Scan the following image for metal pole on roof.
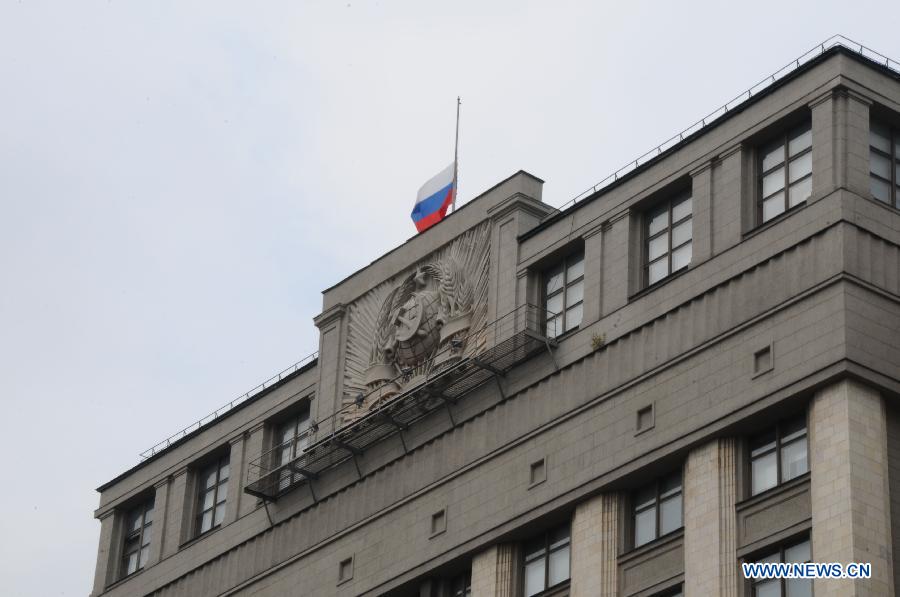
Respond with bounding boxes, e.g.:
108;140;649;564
452;97;461;212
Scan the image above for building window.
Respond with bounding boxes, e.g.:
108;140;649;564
749;416;808;496
758;121;812;224
645;192;692;286
277;407;311;490
869;120;900;208
523;525;570;597
749;537;811;597
633;471;683;548
196;453;229;535
450;571;472;597
121;499;154;578
543;252;584;338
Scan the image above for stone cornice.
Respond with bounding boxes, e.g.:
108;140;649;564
314;304;346;329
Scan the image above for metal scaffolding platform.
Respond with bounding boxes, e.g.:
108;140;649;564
245;303;556;501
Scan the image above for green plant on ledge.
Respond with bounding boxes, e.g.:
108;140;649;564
590;332;606;351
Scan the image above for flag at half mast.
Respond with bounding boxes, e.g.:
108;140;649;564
410;162;455;233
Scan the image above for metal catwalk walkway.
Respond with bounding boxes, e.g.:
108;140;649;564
245;303;556;501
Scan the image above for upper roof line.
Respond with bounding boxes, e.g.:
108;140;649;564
320;169;544;296
521;35;900;241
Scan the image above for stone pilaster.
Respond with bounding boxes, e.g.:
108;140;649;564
90;509;118;596
684;438;738;597
570;493;619;597
161;467;189;558
471;543;519;597
313;304;346;432
147;476;171;566
224;433;246;525
810;88;872;202
689;161;714;263
581;224;604;326
810;379;894;596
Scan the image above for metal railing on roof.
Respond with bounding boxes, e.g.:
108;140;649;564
552;35;900;214
139;351;319;460
244;303;557;501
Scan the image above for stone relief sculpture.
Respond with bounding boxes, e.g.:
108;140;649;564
341;222;491;424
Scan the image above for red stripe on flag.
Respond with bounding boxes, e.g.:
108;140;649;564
414;187;453;233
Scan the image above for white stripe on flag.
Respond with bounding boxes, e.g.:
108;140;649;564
416;162;455;203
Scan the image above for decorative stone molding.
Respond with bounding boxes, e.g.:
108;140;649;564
340;222;491;424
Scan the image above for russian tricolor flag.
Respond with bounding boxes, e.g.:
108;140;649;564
411;162;455;233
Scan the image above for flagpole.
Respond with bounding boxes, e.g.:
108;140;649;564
452;96;460;212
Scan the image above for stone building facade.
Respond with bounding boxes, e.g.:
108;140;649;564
91;44;900;597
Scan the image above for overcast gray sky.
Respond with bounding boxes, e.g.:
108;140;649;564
1;2;897;595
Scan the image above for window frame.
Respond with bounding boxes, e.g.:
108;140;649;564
643;191;693;288
275;405;311;490
541;252;584;338
120;498;154;579
748;416;808;497
869;119;900;208
756;121;813;225
632;470;683;549
747;536;812;597
450;571;472;597
522;524;571;597
195;453;230;537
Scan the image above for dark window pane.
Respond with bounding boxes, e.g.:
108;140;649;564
750;431;777;457
524;537;546;561
786;578;812;597
762;140;785;171
785;540;810;563
781;438;808;481
635;485;656;510
871;121;891;153
548;546;570;586
634;507;656;547
126;552;138;575
546;293;563;315
660;472;682;496
200;510;213;533
202;489;215;510
648;258;668;285
672;196;692;221
751;451;777;495
788;178;812;208
546;315;561;338
648;233;668;261
545;265;564;295
202;468;217;489
672;220;692;248
782;418;806;442
671;243;691;272
565;304;582;331
788;124;812;156
549;526;570;549
659;494;682;535
648;205;668;236
762;168;785;197
789;152;812;182
567;280;584;305
566;256;584;281
524;558;545;597
762;193;785;222
871;150;891;179
872;177;891;203
213;503;226;526
754;578;780;597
